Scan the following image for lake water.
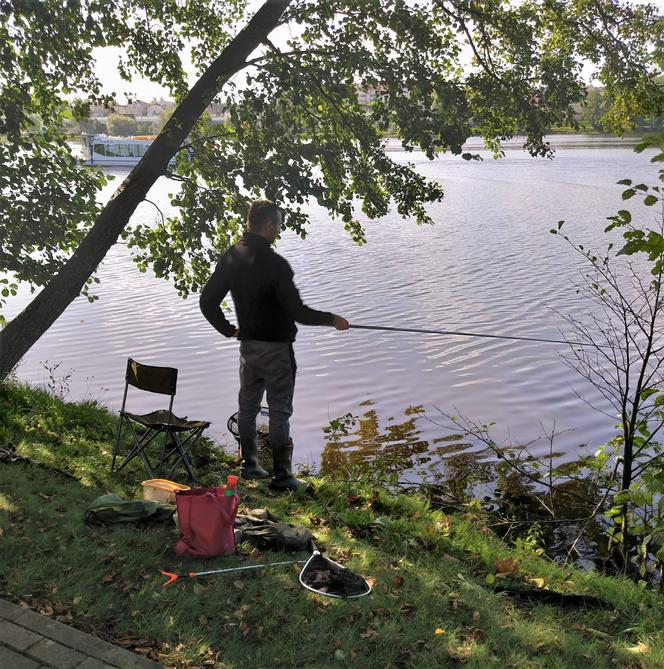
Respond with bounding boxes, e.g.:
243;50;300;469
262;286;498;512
6;135;662;478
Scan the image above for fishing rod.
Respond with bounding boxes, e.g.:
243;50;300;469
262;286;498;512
350;323;596;347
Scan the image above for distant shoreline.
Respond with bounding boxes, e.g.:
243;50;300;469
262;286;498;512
381;133;643;151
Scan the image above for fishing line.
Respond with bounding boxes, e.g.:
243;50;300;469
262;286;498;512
350;324;602;347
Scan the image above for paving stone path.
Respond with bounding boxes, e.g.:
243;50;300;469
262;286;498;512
0;598;166;669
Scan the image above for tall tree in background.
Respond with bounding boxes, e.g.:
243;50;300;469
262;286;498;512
582;86;609;130
0;0;662;380
106;113;138;136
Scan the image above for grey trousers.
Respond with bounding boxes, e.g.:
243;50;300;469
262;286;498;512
238;340;296;447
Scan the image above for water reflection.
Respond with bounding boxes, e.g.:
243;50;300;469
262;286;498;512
319;402;610;568
321;404;428;476
320;403;495;495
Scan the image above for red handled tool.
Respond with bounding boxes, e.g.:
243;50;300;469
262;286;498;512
159;559;306;587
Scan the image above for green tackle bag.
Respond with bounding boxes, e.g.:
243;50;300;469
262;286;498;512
84;494;175;525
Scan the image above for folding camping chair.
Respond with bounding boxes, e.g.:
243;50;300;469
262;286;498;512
111;358;210;482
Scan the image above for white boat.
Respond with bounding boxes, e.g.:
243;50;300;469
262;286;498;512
80;134;155;166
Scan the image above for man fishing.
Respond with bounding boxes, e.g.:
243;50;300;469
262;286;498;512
200;199;349;490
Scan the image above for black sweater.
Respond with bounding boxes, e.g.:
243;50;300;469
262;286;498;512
199;232;334;342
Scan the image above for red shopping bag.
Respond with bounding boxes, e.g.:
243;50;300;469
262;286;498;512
174;487;239;558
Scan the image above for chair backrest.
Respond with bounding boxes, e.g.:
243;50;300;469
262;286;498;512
125;358;178;396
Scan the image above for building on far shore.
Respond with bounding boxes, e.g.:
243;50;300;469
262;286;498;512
85;98;228;134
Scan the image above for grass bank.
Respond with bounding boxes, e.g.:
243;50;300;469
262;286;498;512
1;381;664;669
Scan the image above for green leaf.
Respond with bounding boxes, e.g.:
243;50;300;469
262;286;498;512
622;189;636;200
644;195;658;206
640;388;658;401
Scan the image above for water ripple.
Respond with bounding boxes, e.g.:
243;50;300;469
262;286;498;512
6;141;660;468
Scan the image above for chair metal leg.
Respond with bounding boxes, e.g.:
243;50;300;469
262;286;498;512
111;414;125;472
162;428;202;483
114;421;162;478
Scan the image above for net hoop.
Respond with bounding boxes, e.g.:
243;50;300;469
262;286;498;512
227;407;271;443
299;550;372;600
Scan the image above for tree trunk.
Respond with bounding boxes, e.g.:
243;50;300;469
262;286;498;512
0;0;291;381
618;429;635;572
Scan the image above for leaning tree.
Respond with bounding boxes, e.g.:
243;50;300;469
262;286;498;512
0;0;662;379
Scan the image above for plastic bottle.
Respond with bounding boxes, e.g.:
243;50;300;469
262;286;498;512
225;474;239;496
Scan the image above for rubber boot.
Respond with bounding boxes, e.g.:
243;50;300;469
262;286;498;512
239;437;270;479
269;439;306;491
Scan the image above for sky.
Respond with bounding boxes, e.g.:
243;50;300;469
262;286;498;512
93;0;664;104
92;0;291;103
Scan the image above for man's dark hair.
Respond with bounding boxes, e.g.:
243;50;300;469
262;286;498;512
247;199;281;231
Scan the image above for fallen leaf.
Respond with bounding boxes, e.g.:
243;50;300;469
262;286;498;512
571;624;610;640
133;638;151;645
399;602;417;616
435;628;445;635
366;577;377;587
392;575;404;587
528;577;548;589
102;572;116;584
233;580;245;590
40;605;54;616
240;622;250;637
193;583;208;595
465;627;486;643
360;625;378;639
116;638;135;648
472;610;481;621
233;604;250;620
0;527;4;536
198;615;208;626
495;557;520;577
72;596;82;606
